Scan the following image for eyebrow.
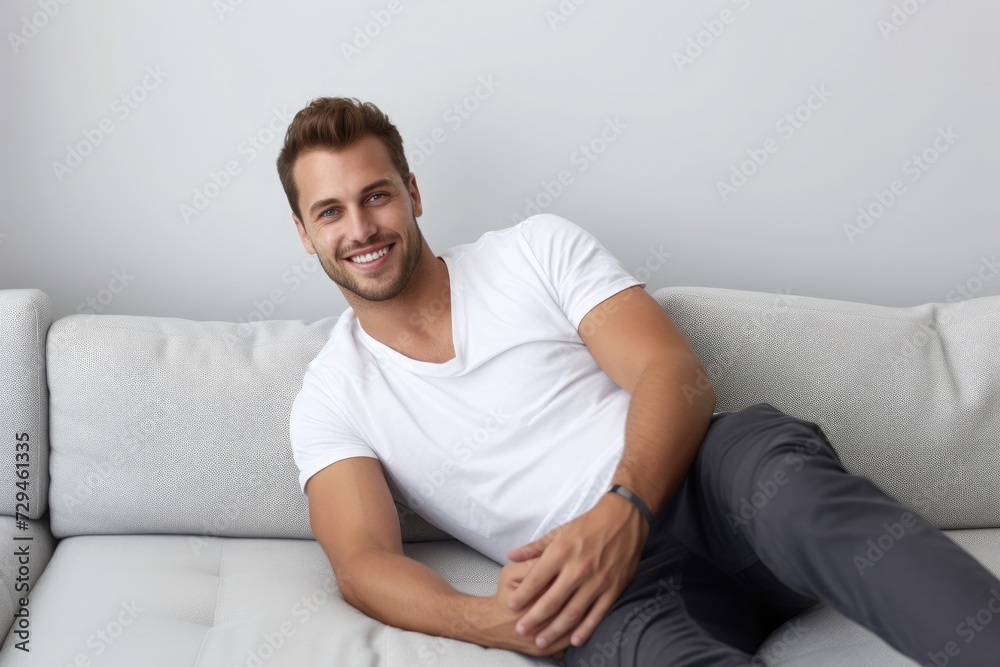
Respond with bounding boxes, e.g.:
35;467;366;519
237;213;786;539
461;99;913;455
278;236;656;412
308;178;397;219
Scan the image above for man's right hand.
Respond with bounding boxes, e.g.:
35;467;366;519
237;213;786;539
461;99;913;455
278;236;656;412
306;459;570;658
468;558;572;658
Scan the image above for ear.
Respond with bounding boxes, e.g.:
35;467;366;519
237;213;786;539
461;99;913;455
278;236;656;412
292;214;317;254
407;172;423;218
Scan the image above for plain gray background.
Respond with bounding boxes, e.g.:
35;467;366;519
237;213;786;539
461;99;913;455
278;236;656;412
1;0;997;322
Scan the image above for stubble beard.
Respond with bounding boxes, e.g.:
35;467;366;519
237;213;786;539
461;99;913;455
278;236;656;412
315;215;424;303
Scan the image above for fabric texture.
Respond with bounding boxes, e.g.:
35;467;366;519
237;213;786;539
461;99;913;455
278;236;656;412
290;214;645;563
0;534;556;667
566;403;1000;666
0;289;51;519
43;311;447;543
757;529;1000;666
0;517;56;643
11;282;1000;666
654;286;1000;529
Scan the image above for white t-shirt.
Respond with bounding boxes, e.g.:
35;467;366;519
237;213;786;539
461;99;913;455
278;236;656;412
289;214;646;564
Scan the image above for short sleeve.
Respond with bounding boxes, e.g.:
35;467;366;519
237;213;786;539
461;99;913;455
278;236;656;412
289;370;377;495
517;214;646;330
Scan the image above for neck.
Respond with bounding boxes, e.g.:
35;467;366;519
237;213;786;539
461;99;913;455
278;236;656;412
349;243;451;352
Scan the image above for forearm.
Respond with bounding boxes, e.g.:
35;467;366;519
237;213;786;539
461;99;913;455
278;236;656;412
339;547;493;645
611;357;716;514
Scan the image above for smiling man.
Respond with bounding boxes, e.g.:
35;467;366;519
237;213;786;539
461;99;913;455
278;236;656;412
278;97;1000;666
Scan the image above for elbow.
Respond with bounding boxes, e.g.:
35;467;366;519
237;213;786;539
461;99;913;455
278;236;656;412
330;558;365;611
703;372;717;412
688;356;717;417
338;575;360;609
338;571;374;617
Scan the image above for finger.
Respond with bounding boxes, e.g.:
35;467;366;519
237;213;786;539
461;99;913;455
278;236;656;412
500;558;536;588
568;588;618;648
514;558;586;635
507;552;564;614
506;534;551;562
496;560;539;609
533;580;606;649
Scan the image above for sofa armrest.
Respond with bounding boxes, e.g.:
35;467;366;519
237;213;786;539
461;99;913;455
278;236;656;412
0;289;52;521
0;515;56;644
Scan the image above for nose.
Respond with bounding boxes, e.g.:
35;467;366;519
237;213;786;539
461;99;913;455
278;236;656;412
344;206;378;247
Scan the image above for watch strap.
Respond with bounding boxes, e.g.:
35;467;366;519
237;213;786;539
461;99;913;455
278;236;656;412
607;484;655;527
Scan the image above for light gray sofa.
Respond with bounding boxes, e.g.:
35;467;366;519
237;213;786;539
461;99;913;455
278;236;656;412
1;285;998;666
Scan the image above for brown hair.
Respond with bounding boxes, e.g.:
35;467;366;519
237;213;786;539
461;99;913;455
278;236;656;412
276;97;409;219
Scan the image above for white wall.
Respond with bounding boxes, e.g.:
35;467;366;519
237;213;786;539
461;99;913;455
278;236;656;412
2;0;997;323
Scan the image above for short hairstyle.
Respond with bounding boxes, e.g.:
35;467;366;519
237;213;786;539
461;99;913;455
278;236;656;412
276;97;409;219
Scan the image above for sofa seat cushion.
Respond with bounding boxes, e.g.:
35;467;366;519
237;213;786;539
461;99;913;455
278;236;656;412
757;528;1000;666
0;535;556;667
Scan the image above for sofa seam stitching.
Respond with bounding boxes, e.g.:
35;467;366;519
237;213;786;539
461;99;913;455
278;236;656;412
191;540;224;665
659;291;1000;331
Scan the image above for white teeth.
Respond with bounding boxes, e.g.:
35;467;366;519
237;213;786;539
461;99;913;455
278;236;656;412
349;245;390;264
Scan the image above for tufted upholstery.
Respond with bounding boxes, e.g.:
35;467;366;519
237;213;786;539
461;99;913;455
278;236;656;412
0;286;998;666
0;535;552;667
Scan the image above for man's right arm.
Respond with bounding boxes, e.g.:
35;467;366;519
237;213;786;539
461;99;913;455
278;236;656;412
306;456;570;657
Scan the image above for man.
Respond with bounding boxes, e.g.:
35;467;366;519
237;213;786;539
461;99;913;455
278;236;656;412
278;97;1000;666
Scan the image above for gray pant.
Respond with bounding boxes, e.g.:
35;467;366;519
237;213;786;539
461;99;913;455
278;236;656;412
563;403;1000;666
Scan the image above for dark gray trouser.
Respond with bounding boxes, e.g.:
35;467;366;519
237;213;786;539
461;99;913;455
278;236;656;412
562;402;1000;667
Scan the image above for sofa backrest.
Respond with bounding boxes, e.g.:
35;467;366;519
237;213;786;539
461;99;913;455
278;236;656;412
45;312;449;542
655;286;1000;530
39;285;1000;538
0;289;51;521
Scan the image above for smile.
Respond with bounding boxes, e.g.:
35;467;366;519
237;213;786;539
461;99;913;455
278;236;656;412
346;243;394;270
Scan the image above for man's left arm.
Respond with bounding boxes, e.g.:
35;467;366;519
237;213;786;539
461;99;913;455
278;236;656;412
503;285;716;650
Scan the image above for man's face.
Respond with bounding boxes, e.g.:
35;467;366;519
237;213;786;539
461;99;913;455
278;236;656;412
291;135;424;303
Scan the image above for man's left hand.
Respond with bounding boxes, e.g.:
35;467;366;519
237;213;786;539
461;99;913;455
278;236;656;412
503;492;650;650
